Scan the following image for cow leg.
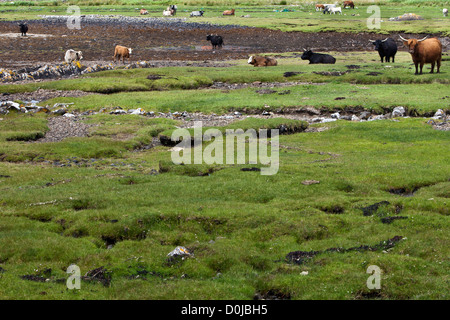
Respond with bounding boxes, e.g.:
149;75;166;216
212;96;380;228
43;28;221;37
430;62;435;73
414;63;419;74
437;59;441;73
419;62;424;74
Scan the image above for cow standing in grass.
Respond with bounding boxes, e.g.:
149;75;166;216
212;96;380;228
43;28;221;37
343;1;355;9
369;38;397;63
316;4;325;11
399;35;442;74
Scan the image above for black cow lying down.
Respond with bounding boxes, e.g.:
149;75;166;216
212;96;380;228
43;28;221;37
301;50;336;64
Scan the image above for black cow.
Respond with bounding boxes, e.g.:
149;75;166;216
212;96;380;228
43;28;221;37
206;34;224;49
370;38;398;63
169;5;177;15
301;50;336;64
19;23;28;36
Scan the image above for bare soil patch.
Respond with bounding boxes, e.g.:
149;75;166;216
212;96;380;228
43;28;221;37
1;17;445;70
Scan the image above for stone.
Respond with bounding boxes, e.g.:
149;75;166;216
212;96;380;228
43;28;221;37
359;111;371;120
330;112;340;119
433;109;445;119
392;106;405;117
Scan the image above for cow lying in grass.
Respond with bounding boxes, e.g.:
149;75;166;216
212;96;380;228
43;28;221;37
248;55;278;67
223;9;235;16
301;49;336;64
190;10;204;17
114;45;132;64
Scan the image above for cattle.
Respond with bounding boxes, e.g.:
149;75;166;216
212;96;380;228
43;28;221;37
399;35;442;74
223;9;235;16
316;4;325;11
64;49;83;64
330;6;342;14
323;4;336;14
343;1;355;9
206;34;224;49
444;8;448;17
163;5;177;16
301;49;336;64
114;45;133;64
190;10;204;17
140;9;148;15
168;5;177;15
369;38;398;63
19;23;28;36
247;55;278;67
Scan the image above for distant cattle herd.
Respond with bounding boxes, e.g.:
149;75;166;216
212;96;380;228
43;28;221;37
16;2;445;74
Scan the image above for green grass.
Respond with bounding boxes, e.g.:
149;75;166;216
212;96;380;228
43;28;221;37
3;51;449;116
0;2;449;300
39;82;450;115
0;116;448;299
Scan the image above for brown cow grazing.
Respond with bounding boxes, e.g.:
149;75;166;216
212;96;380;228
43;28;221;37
114;45;133;64
399;35;442;74
343;1;355;9
316;4;325;11
248;55;278;67
223;9;235;16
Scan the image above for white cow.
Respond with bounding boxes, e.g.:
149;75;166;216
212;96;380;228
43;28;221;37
64;49;83;64
444;8;448;17
163;9;173;16
330;6;342;14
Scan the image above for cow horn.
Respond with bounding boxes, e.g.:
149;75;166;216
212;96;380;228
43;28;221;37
368;40;375;42
398;35;408;41
382;38;389;42
418;35;428;42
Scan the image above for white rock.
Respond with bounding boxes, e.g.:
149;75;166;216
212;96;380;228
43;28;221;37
433;109;445;119
392;106;405;117
331;112;340;119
